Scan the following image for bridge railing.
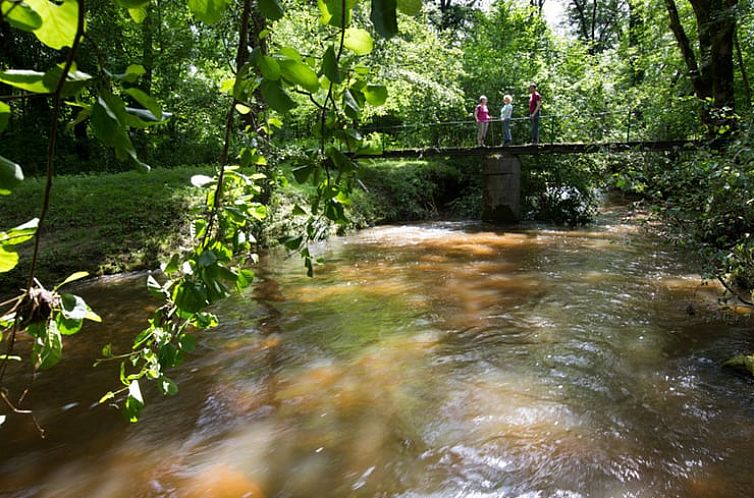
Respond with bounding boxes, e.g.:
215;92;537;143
362;109;698;151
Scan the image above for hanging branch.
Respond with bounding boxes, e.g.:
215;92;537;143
0;0;87;394
201;0;253;248
26;0;87;284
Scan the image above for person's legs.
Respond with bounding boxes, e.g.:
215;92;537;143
531;112;540;144
477;122;484;145
503;120;511;145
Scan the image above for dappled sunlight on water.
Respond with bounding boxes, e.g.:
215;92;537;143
3;206;754;497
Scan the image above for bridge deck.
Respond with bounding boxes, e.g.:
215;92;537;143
370;140;704;158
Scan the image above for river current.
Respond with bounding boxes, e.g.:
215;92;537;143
1;203;754;497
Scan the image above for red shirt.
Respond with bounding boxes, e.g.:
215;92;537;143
529;91;541;114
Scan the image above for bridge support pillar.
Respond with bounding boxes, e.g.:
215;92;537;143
482;155;521;223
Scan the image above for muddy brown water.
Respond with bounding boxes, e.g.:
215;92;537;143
1;204;754;498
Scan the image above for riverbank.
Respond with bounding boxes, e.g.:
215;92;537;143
0;160;479;290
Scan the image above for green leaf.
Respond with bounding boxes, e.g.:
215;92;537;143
127;6;148;22
258;0;284;20
0;155;23;195
42;66;93;97
0;218;38;245
91;93;138;163
318;0;354;27
146;274;164;298
124;88;161;121
115;0;149;9
54;271;89;290
101;343;112;357
124;380;144;423
371;0;397;39
56;313;83;336
61;293;89;321
99;391;115;404
0;246;19;273
179;333;198;351
111;64;146;83
236;268;254;289
25;0;79;50
253;51;280;80
362;84;388;106
33;321;63;369
343;28;374;56
321;45;341;83
279;59;319;93
158;376;178;396
1;0;42;32
188;0;230;24
260;79;297;113
397;0;421;15
172;281;207;314
0;102;9;133
0;70;49;93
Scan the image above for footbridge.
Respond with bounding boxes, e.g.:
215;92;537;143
360;112;707;223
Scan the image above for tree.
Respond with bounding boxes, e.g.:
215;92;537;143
664;0;738;122
565;0;627;54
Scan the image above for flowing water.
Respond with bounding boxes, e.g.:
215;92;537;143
2;204;754;498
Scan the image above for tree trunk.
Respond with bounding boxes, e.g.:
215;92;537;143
142;3;154;95
664;0;737;131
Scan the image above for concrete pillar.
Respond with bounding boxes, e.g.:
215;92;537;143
482;154;521;223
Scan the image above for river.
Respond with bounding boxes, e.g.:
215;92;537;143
1;203;754;497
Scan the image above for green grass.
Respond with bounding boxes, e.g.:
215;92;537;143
0;159;476;291
0;165;213;291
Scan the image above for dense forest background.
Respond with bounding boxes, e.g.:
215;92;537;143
2;0;754;420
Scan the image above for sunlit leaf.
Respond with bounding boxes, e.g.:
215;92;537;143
318;0;355;27
258;0;284;20
25;0;79;50
0;218;37;245
127;5;148;22
0;246;19;273
124;380;144;423
54;271;89;290
1;0;42;32
371;0;397;39
188;0;230;24
0;155;24;195
61;293;90;321
111;64;146;83
191;174;214;187
343;28;373;55
362;84;388;106
279;59;319;93
56;313;83;336
0;69;49;93
253;52;281;80
0;101;9;133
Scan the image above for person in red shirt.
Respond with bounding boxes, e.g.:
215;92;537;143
474;95;490;146
528;84;542;144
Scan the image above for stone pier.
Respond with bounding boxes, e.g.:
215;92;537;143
481;155;521;223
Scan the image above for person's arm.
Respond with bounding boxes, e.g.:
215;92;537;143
534;96;542;115
474;105;480;122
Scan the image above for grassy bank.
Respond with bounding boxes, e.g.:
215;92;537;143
0;166;212;291
1;159;478;290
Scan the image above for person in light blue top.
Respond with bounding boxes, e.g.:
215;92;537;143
500;94;513;146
